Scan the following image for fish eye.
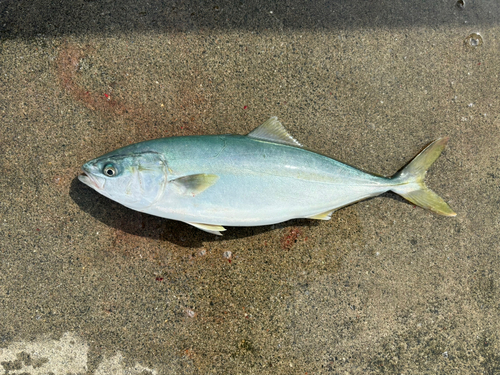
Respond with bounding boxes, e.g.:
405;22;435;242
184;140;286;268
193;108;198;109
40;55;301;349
103;164;117;177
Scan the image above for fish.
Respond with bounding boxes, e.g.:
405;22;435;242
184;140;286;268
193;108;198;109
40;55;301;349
79;117;456;235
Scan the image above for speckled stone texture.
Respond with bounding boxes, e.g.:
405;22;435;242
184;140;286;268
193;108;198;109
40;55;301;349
1;0;499;373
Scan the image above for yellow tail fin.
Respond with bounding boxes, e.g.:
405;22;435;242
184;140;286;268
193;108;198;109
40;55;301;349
391;138;456;216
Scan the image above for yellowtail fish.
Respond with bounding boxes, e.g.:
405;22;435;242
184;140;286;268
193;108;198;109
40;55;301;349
79;117;456;235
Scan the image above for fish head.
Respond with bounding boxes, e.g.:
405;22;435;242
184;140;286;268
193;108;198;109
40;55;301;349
79;151;168;210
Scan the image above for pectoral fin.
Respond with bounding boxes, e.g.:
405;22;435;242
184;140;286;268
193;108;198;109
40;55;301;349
307;209;336;220
172;174;219;196
187;222;226;235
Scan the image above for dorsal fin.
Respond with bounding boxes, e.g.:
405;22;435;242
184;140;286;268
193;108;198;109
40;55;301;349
247;117;303;147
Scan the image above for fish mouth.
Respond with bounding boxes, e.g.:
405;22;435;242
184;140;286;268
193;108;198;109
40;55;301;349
78;170;103;190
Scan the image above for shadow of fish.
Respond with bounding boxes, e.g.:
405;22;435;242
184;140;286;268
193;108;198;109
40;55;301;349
79;117;455;235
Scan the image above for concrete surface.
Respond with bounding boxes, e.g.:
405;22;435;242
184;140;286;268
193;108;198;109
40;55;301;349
1;0;499;373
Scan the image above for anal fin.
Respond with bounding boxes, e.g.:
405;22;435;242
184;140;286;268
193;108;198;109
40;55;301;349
187;222;227;235
307;210;336;220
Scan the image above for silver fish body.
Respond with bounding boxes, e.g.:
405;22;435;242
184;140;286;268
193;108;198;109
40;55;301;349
79;117;455;235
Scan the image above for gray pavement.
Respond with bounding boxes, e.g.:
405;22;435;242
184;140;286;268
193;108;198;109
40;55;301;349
1;0;499;373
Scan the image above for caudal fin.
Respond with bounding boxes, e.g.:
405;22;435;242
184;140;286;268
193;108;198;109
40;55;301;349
391;138;456;216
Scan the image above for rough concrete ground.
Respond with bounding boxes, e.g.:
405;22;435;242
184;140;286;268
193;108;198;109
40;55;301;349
1;0;499;373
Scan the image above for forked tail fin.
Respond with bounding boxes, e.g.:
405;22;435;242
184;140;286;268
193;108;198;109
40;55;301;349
391;138;456;216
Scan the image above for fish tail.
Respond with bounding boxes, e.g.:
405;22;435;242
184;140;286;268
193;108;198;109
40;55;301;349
390;137;456;216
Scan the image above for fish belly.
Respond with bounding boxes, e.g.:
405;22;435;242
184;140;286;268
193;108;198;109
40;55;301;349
145;174;388;226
